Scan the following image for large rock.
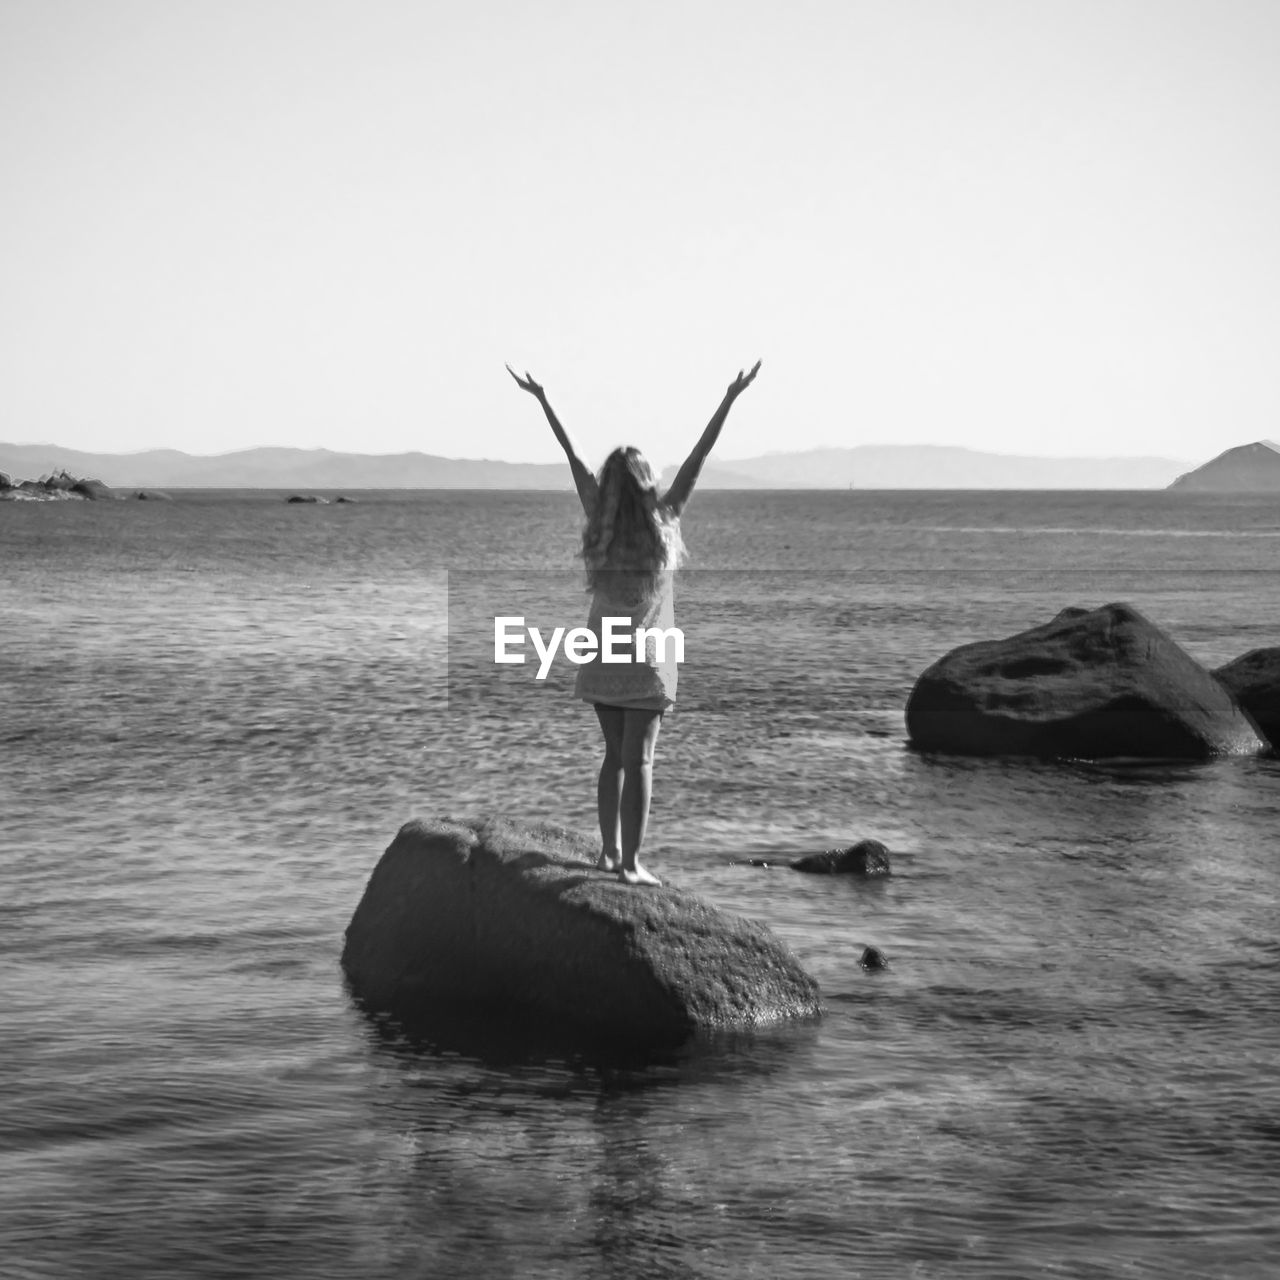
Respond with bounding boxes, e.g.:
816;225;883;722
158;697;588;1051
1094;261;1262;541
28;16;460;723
1214;649;1280;748
342;817;822;1047
70;477;114;500
905;602;1265;759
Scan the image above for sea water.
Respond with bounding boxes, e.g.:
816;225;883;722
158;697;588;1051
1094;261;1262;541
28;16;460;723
2;489;1279;1278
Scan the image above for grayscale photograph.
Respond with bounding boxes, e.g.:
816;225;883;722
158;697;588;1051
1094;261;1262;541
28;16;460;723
3;2;1278;1277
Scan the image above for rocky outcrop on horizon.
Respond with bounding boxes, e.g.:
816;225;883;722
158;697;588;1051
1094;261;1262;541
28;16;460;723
0;468;173;502
0;468;117;501
342;817;822;1047
1168;440;1280;491
905;603;1266;759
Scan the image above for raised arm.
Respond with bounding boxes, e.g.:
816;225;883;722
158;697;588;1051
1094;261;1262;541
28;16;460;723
506;366;598;513
662;361;761;517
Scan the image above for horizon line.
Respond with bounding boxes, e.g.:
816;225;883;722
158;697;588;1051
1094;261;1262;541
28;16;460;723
0;439;1206;466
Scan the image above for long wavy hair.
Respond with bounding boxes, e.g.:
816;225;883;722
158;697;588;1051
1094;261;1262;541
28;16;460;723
581;446;685;594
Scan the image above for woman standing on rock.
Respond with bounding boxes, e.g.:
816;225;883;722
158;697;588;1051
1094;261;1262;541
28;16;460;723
507;361;761;885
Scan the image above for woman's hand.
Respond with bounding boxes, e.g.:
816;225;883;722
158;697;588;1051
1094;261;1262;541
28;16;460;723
663;360;763;516
726;360;762;399
506;364;545;400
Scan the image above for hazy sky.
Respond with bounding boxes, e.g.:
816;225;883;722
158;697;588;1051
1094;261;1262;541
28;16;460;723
2;0;1277;467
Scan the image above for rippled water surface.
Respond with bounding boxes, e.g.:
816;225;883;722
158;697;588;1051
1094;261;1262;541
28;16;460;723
3;490;1279;1278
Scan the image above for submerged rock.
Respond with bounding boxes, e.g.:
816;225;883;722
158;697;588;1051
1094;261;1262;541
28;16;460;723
342;817;822;1047
1214;648;1280;748
905;602;1264;760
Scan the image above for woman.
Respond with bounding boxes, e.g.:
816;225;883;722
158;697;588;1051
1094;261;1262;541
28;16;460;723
507;360;761;885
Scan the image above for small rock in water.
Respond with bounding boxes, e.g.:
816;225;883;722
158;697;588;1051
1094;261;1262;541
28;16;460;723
859;946;889;971
730;839;891;875
790;839;891;875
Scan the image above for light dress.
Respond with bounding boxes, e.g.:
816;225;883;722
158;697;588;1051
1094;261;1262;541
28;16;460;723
574;568;678;712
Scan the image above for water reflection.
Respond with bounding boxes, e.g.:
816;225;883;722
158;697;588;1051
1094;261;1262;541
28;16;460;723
350;995;826;1278
355;992;823;1088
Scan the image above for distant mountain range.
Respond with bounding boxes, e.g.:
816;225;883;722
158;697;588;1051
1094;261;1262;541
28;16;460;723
0;441;1200;490
664;446;1191;490
0;443;568;490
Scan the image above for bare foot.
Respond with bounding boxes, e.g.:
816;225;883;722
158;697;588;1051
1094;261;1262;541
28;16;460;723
596;851;621;872
618;863;661;887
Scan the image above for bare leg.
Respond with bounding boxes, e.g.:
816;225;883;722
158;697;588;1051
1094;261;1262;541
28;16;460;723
618;708;663;886
592;704;625;871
